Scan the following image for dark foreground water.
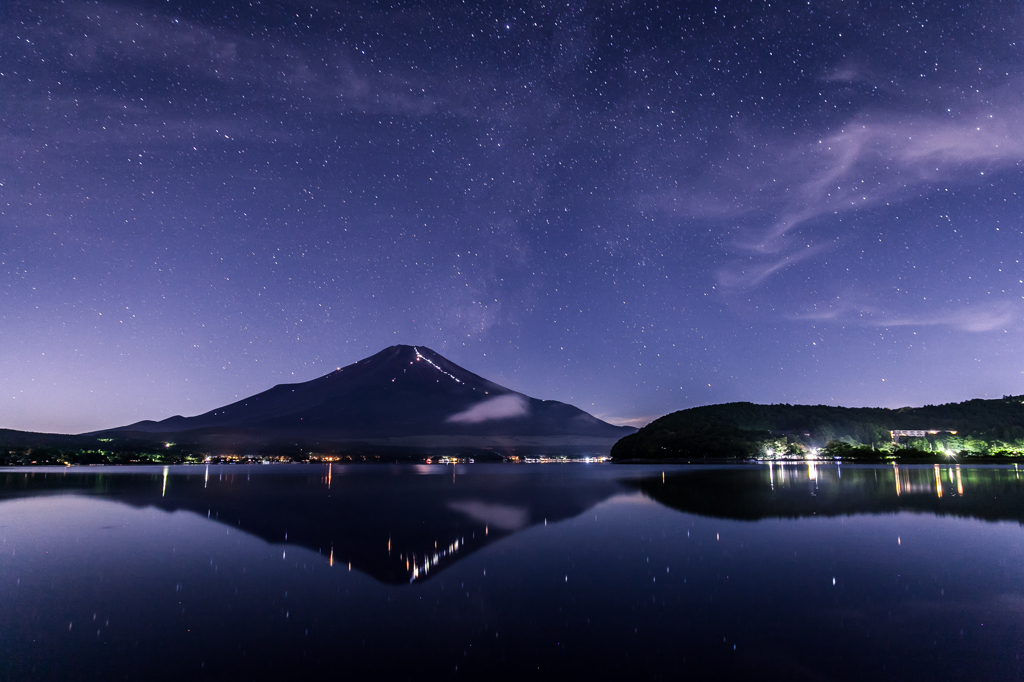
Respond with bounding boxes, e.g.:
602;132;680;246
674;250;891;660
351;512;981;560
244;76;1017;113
2;462;1024;681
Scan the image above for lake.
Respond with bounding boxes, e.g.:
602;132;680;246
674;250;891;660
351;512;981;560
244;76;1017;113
2;462;1023;680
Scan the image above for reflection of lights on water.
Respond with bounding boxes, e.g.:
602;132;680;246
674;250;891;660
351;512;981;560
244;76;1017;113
934;464;943;498
520;455;610;463
893;463;901;496
204;464;209;489
768;462;774;490
956;465;963;495
329;547;333;567
807;462;817;481
408;536;468;583
162;466;168;497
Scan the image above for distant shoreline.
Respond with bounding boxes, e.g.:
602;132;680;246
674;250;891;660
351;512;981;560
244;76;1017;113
612;455;1023;464
3;454;1022;468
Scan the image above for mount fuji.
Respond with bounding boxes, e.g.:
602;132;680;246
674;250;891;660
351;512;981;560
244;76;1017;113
95;345;634;456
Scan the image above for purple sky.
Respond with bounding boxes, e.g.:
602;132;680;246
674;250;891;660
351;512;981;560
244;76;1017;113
2;0;1023;434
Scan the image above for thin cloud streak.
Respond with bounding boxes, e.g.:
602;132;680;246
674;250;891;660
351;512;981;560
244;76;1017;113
789;301;1019;333
718;244;829;289
872;304;1018;333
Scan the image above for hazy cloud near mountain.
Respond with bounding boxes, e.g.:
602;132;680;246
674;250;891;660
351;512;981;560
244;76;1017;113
447;394;529;424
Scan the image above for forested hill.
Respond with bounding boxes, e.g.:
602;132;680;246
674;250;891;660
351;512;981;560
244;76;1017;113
611;396;1024;460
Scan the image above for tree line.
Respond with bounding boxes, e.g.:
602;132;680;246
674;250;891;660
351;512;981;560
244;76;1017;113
611;396;1024;460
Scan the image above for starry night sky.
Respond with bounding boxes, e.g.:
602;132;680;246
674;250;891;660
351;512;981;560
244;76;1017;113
2;0;1023;434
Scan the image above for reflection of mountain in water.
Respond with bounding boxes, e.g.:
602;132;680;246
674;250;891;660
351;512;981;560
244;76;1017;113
632;464;1024;523
0;466;622;584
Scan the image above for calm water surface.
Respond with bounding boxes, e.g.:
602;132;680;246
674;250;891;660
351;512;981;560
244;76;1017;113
2;462;1023;681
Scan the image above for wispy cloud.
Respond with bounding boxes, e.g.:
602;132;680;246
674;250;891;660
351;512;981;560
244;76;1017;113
718;244;829;289
871;303;1018;333
57;5;440;116
446;394;529;424
648;80;1024;290
763;109;1024;242
605;415;657;428
789;300;1019;333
